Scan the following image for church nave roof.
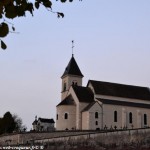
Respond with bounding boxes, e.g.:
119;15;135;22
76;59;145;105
88;80;150;100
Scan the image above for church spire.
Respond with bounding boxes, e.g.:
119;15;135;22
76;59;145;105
61;41;83;78
61;56;84;78
61;44;84;100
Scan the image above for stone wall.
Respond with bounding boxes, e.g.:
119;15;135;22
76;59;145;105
34;128;150;144
0;128;150;146
0;131;93;146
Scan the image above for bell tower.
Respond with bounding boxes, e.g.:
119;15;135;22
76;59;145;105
61;54;84;100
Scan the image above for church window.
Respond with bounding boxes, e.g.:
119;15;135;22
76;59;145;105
63;82;66;91
56;114;58;120
72;80;77;86
129;112;132;123
114;111;117;122
95;121;98;125
144;114;147;125
64;113;68;119
95;112;98;118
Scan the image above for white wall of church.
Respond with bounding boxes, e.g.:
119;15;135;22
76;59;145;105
67;88;90;130
102;104;150;129
56;105;76;130
89;105;102;130
77;102;89;130
82;102;102;130
82;112;89;130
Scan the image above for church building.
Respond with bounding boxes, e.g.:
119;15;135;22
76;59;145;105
56;55;150;130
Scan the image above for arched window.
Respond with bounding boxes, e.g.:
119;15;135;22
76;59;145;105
63;82;66;91
114;111;117;122
56;114;58;120
72;80;77;86
129;112;132;123
95;112;98;119
64;113;68;119
144;114;147;125
95;121;98;125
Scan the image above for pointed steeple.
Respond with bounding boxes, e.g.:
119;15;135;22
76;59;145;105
61;55;84;78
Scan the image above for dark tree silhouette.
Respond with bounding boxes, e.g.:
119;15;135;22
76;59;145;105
0;112;26;134
0;0;82;50
13;114;27;132
0;112;16;134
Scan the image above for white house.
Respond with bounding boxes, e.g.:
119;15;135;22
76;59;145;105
32;117;55;131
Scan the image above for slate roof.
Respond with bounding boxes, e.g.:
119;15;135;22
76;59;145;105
88;80;150;100
72;85;94;103
57;95;75;106
82;101;99;112
38;118;55;123
61;55;83;78
32;119;38;125
97;98;150;109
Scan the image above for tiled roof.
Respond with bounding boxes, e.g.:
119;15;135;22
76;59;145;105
97;98;150;109
39;118;55;123
72;85;94;102
61;56;83;78
88;80;150;100
57;95;75;106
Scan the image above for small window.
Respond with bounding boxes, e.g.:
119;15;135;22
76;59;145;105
56;114;58;120
72;80;77;86
95;112;98;119
95;121;98;125
144;114;147;125
63;82;66;91
114;111;117;122
64;113;68;119
129;112;132;123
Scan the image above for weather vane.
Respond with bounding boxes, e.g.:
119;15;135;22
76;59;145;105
72;40;74;56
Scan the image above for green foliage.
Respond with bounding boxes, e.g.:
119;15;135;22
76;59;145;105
0;0;82;50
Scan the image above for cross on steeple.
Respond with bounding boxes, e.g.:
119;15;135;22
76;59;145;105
72;40;74;56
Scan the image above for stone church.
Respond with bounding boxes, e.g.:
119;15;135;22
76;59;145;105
56;55;150;130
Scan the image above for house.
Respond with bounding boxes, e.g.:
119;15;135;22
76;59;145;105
56;55;150;130
32;116;55;131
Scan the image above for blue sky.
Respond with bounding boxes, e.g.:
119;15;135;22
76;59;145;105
0;0;150;129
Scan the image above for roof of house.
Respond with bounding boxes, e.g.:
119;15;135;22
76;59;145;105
38;118;55;123
97;98;150;109
57;95;75;106
32;119;38;125
88;80;150;100
72;85;94;103
61;55;83;78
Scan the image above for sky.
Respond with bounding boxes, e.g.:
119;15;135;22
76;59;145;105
0;0;150;130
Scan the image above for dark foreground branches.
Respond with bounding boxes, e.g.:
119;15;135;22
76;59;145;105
0;0;82;50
